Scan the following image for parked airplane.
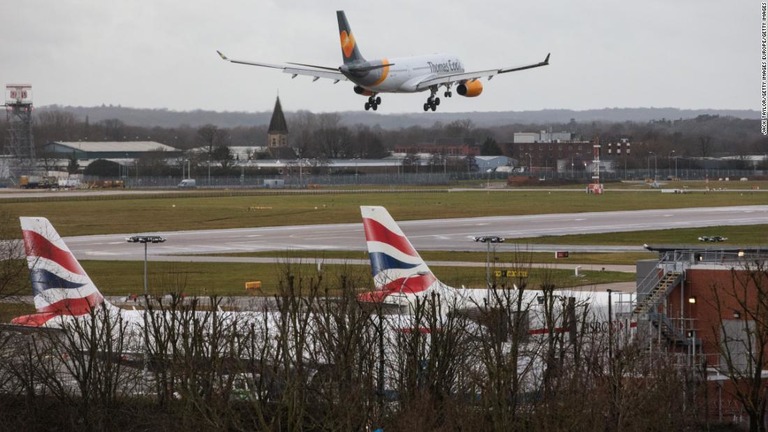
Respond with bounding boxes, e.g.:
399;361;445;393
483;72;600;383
11;212;634;341
217;11;550;112
12;217;140;328
9;213;637;406
358;206;637;337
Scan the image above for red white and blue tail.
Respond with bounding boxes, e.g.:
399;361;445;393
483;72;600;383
12;217;107;326
360;206;446;302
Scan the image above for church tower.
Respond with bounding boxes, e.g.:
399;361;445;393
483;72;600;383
267;96;288;148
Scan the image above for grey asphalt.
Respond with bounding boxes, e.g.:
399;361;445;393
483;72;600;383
58;205;768;262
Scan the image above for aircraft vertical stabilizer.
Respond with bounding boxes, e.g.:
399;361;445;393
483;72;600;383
13;217;110;326
337;10;365;64
360;206;442;302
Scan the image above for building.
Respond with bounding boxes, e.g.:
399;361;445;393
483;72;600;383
638;244;768;422
43;141;180;160
267;96;289;149
512;132;593;175
513;131;573;144
475;156;513;172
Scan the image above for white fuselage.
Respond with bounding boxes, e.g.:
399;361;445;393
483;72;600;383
358;54;464;93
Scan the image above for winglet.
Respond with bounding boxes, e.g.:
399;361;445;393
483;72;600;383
543;53;550;65
216;50;229;61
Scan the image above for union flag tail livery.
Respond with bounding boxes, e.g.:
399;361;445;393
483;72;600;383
12;217;110;327
360;206;453;305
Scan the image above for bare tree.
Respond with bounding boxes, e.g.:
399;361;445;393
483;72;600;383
711;261;768;432
0;211;29;310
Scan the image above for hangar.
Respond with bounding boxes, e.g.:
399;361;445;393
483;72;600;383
42;141;182;160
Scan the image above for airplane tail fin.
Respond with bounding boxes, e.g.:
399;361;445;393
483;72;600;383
12;217;108;326
337;10;365;64
360;206;442;302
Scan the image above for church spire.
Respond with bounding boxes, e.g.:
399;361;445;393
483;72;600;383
267;96;289;148
268;96;288;134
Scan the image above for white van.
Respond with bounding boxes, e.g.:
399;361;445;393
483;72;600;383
177;179;196;188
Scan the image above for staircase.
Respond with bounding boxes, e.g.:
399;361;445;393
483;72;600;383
647;312;689;346
632;271;683;316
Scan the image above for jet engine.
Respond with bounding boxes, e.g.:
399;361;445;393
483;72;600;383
353;85;373;96
456;80;483;97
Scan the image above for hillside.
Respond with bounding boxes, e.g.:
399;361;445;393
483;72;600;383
38;105;759;129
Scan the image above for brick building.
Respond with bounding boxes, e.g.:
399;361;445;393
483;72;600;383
639;245;768;422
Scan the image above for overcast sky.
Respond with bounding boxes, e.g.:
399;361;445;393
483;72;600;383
0;1;756;114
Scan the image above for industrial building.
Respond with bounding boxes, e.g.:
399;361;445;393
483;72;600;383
39;141;182;174
638;244;768;421
42;141;181;161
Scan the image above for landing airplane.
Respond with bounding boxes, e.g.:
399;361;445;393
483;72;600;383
217;11;550;112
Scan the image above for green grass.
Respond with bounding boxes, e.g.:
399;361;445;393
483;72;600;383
202;250;654;266
518;225;768;246
7;259;631;298
1;188;766;237
0;187;760;317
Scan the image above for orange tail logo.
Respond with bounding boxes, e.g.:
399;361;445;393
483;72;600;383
340;30;356;59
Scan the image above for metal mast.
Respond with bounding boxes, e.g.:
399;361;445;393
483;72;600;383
4;84;35;177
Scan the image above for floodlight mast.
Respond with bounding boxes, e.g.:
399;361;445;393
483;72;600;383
4;84;35;178
126;235;167;296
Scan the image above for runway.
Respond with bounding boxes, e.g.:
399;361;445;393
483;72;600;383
61;205;768;262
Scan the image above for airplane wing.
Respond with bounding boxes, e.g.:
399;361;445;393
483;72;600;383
415;53;550;89
217;51;348;83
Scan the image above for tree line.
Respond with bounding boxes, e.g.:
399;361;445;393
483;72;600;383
0;265;706;431
1;109;765;174
1;209;767;430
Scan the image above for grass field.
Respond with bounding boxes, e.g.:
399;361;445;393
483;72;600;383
1;188;766;237
1;187;761;315
12;259;633;298
209;250;655;265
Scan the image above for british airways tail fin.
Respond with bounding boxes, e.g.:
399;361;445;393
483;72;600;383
360;206;446;303
12;217;108;326
337;10;365;64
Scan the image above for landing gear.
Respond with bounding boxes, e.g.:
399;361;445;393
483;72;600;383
443;84;453;98
423;88;440;112
364;94;381;111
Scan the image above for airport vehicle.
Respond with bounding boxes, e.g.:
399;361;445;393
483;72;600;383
218;11;549;112
473;235;505;243
698;235;727;242
125;235;166;243
177;179;196;188
19;175;57;189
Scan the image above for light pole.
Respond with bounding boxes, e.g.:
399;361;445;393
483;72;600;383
669;150;676;180
570;153;580;179
525;153;532;174
126;235;167;296
674;155;679;180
